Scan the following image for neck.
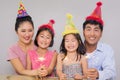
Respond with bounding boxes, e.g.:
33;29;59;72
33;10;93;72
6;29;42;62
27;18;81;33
18;40;33;47
85;43;97;53
18;40;33;53
67;51;77;56
37;47;48;54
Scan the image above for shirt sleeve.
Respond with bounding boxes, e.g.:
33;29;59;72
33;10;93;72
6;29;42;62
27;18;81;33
7;47;18;61
98;46;116;80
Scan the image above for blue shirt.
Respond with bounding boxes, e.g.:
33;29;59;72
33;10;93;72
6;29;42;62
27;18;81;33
87;42;116;80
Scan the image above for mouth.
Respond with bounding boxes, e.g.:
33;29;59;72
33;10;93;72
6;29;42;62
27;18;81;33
67;46;74;49
24;37;30;41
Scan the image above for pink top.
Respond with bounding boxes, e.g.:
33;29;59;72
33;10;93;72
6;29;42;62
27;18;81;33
7;43;37;69
28;50;55;76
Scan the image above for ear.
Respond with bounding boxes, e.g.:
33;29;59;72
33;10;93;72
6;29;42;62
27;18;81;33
15;31;18;34
100;31;103;38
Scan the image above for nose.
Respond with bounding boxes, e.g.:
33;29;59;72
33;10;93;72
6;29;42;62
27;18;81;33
43;37;47;42
90;30;95;36
25;32;30;37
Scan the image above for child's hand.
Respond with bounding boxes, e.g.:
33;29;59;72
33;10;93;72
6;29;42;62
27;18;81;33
59;73;67;80
40;69;48;77
38;65;48;77
74;73;83;80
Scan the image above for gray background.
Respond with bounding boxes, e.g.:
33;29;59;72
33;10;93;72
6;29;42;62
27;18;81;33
0;0;120;79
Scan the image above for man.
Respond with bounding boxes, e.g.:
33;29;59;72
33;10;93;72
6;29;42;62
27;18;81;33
82;2;116;80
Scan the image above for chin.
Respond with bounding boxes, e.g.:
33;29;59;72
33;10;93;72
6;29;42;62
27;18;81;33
24;40;31;44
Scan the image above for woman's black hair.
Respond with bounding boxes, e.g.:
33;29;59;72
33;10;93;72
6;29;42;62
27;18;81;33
83;20;103;31
15;15;34;32
60;33;86;61
34;27;54;47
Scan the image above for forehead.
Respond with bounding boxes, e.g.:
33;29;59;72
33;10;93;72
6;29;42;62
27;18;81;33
19;21;33;29
39;30;51;36
65;34;76;39
85;24;100;29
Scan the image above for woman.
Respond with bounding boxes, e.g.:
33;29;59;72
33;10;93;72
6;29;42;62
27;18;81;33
7;1;38;76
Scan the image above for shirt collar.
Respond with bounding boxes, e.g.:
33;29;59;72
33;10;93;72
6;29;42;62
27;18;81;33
96;42;104;52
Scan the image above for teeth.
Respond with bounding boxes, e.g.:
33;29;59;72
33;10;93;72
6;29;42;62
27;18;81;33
68;46;74;49
89;37;95;40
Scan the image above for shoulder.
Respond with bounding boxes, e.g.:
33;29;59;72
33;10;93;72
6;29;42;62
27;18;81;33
28;49;36;56
8;43;21;55
7;43;20;60
97;42;114;55
48;50;57;55
9;43;19;51
81;55;87;61
98;42;114;51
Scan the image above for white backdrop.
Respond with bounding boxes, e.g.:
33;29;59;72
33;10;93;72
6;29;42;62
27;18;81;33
0;0;120;79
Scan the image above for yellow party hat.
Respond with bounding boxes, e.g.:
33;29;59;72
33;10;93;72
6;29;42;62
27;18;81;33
62;13;79;36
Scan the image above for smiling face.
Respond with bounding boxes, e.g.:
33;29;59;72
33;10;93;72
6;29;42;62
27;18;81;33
16;21;34;45
83;24;102;46
64;34;79;53
37;30;52;49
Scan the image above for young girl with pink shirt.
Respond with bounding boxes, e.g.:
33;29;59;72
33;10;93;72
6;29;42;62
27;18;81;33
27;20;57;79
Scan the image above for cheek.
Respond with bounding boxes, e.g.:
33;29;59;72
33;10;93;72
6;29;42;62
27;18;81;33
48;39;52;44
17;33;24;38
30;32;34;36
96;32;102;37
83;32;89;37
74;42;79;47
37;37;42;43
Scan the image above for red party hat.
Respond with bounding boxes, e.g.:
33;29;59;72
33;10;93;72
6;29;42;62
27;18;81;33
86;1;104;25
39;19;55;35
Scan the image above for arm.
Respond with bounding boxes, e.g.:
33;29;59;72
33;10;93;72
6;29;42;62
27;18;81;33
8;46;38;76
82;56;88;75
10;58;38;76
56;54;66;80
26;53;32;70
98;47;116;80
47;51;58;75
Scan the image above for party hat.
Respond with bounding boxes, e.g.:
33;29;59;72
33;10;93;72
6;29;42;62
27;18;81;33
39;19;55;35
62;13;79;36
17;1;28;18
86;1;103;25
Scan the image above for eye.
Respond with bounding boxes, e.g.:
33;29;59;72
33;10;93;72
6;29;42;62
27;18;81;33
40;35;44;38
95;29;99;31
21;30;26;32
72;39;75;42
28;29;33;32
86;28;91;31
94;28;100;32
65;40;69;42
46;36;51;39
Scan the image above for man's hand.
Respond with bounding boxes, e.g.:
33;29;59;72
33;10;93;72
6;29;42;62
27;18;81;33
86;68;99;80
